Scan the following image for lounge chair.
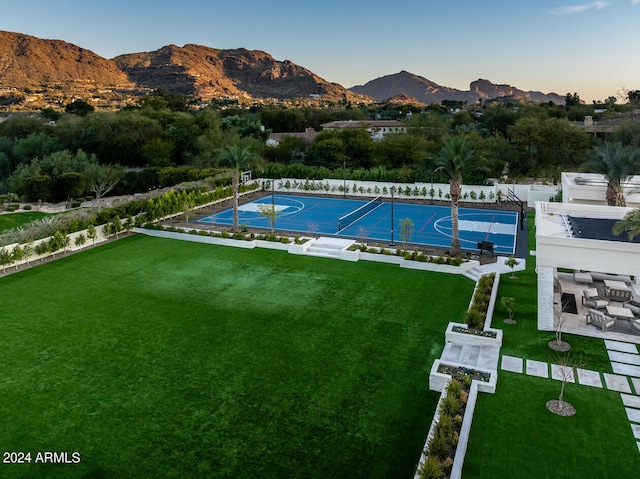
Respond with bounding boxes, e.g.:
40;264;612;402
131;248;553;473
581;289;609;309
604;287;633;303
632;320;640;334
586;308;617;331
625;300;640;316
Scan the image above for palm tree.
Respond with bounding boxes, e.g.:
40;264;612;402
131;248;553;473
216;144;260;232
582;142;640;207
613;207;640;240
435;135;485;257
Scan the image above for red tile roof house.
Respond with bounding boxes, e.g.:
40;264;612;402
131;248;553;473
266;127;318;147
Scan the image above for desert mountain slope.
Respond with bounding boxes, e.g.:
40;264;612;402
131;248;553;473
0;30;131;88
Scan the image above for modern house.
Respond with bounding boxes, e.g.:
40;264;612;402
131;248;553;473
561;172;640;208
535;200;639;336
319;120;407;141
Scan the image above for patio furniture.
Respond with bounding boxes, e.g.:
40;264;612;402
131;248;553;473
574;271;593;284
625;300;640;316
606;305;635;322
604;286;633;303
581;289;609;309
586;308;617;331
632;320;640;334
592;272;633;284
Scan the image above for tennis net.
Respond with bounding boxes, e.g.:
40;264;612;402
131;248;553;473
337;196;382;231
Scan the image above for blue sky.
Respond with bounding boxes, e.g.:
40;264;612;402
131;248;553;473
3;0;639;103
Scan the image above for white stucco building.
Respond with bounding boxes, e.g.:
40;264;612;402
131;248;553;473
535;201;639;331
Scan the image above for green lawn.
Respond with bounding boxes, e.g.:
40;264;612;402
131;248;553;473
0;211;50;233
0;235;474;479
464;373;639;478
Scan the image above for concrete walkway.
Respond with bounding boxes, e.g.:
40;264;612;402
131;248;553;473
501;339;640;452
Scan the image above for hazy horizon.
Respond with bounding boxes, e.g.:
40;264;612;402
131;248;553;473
3;0;640;103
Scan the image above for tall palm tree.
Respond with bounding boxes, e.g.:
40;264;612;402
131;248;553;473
435;135;485;257
613;207;640;241
582;142;640;207
217;144;260;232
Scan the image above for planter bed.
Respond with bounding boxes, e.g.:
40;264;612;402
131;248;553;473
414;378;481;479
429;359;497;394
445;322;502;348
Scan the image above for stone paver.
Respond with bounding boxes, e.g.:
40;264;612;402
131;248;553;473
605;340;638;354
632;423;640;439
526;359;548;378
608;350;640;366
604;373;632;393
612;362;640;378
626;408;640;423
637;442;640;453
632;378;640;395
501;355;523;373
551;364;575;382
576;368;603;388
622;393;640;408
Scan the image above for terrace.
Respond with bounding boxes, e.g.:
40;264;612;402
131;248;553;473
535;201;640;337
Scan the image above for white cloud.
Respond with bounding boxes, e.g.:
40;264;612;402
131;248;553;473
549;1;610;14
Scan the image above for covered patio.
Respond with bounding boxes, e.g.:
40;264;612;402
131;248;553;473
535;201;640;344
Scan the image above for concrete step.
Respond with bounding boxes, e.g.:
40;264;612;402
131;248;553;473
478;346;500;371
310;243;345;251
458;344;481;365
463;267;481;281
307;246;342;255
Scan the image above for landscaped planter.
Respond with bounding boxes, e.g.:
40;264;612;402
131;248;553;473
482;272;500;329
400;258;478;274
135;228;257;248
445;322;502;348
414;379;481;479
429;359;497;394
358;251;403;265
288;239;315;255
340;249;360;262
255;239;291;251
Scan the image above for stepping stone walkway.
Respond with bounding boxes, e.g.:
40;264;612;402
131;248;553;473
502;339;640;453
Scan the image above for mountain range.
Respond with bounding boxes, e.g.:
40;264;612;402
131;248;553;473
349;71;564;105
0;30;564;106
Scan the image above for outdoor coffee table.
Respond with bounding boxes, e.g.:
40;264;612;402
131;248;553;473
606;305;635;322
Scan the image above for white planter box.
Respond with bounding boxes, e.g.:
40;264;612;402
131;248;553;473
358;252;403;264
288;239;314;255
134;228;257;248
400;258;479;274
414;380;481;479
445;322;503;348
429;359;497;394
340;249;360;262
255;240;290;251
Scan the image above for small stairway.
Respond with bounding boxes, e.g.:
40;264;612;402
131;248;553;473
305;237;355;259
441;343;500;372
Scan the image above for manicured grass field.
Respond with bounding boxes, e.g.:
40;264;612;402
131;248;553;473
464;373;640;478
0;235;474;479
0;211;50;233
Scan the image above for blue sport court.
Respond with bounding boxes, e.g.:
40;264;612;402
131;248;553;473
198;194;518;254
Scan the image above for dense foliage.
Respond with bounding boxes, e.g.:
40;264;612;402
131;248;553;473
2;93;640;201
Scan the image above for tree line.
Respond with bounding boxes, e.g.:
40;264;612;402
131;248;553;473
1;90;640;203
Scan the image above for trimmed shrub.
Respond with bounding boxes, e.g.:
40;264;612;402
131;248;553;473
418;455;443;479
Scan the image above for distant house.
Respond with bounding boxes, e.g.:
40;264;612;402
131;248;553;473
266;127;318;147
319;120;407;141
